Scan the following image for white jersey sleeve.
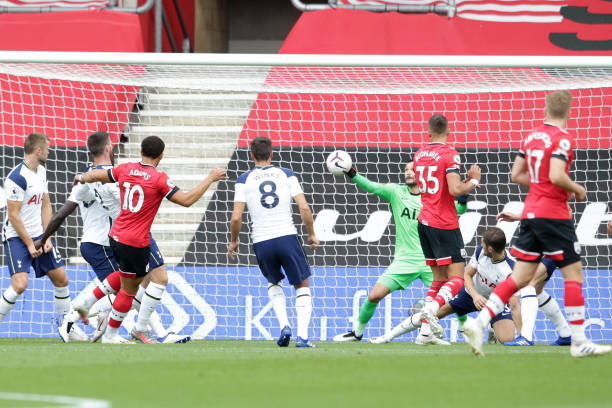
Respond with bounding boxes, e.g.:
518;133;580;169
4;177;25;202
2;162;46;240
288;175;303;197
74;164;120;246
236;166;300;243
234;182;246;203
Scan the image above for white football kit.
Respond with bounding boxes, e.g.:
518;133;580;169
2;162;48;241
68;164;120;246
234;165;303;243
469;246;516;298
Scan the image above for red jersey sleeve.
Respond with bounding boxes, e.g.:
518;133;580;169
551;135;574;162
445;149;461;174
108;163;126;183
156;172;180;199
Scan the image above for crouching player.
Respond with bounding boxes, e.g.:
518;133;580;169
370;228;520;344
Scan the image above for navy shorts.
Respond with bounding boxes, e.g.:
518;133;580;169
148;235;165;270
541;258;557;282
449;287;512;324
80;242;119;281
4;234;64;278
252;234;311;286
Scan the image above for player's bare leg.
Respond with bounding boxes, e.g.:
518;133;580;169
0;272;28;324
560;261;611;357
47;266;72;342
464;261;537;357
294;279;315;348
422;262;464;336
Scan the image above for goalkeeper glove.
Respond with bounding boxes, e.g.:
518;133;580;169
345;167;358;179
456;195;469;205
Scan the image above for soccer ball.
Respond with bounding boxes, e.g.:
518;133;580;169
326;150;352;176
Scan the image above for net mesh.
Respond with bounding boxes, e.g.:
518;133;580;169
0;61;610;342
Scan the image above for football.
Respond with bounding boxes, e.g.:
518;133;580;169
326;150;352;176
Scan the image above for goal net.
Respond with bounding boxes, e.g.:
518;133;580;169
0;53;611;342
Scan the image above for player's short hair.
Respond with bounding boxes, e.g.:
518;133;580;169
24;133;49;154
482;227;507;253
250;137;273;161
87;131;110;157
428;114;448;135
141;135;165;159
546;90;572;119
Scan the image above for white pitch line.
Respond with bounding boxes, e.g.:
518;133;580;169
0;392;111;408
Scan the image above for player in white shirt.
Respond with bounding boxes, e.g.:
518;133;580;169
228;137;319;348
37;131;189;344
370;227;521;344
0;133;73;341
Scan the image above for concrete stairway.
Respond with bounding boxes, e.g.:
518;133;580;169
116;88;257;263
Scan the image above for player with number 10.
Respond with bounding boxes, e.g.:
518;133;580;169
74;135;226;343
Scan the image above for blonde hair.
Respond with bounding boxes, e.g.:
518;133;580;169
546;90;572;119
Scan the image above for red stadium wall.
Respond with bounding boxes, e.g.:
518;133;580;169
238;3;612;149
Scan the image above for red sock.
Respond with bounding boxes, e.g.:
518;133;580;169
426;280;446;301
564;280;585;325
434;276;464;308
483;276;518;318
108;289;135;329
93;271;121;300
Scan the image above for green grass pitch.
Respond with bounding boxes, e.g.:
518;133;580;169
0;339;610;408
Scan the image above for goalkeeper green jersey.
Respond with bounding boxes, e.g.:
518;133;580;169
353;173;467;264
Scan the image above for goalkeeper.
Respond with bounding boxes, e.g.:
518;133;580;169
332;160;467;344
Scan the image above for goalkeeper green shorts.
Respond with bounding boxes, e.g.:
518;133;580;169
376;260;433;292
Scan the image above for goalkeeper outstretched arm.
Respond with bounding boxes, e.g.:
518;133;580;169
344;165;468;214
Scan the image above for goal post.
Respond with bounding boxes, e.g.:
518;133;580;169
0;52;610;342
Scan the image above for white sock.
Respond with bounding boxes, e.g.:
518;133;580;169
565;305;587;343
89;295;114;319
0;286;20;323
131;285;146;311
79;289;100;311
54;286;71;318
295;287;312;340
388;313;422;341
419;321;432;336
135;282;165;332
268;283;290;329
148;311;168;338
519;286;538;341
477;293;504;327
423;300;440;316
538;291;571;338
99;277;117;296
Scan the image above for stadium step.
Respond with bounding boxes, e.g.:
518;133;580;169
114;88;253;262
